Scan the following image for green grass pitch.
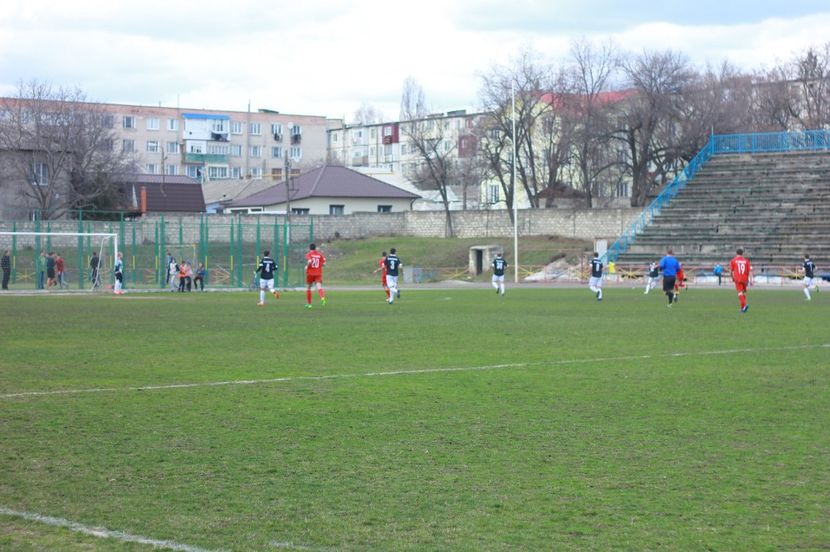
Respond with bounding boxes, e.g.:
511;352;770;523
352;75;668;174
1;286;829;551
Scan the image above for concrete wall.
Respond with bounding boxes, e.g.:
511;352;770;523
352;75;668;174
0;207;640;247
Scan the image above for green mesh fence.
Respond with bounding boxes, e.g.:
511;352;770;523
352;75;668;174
0;213;314;291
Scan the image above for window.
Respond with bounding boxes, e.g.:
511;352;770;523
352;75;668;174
207;144;230;155
377;205;392;213
487;184;500;204
211;119;228;133
101;114;114;128
329;204;345;215
166;164;178;176
400;144;407;155
189;143;203;154
208;166;229;179
272;146;283;158
290;146;302;160
271;123;283;137
250;145;262;158
231;167;242;179
231;121;243;134
443;140;451;153
186;165;200;179
271;168;283;179
370;128;377;139
166;141;180;154
291;124;301;136
31;162;49;186
167;118;178;131
122;139;135;153
230;144;242;157
249;122;261;135
123;116;135;129
291;208;310;215
332;132;338;143
146;164;159;174
146;117;159;130
146;140;159;153
383;126;392;137
250;167;262;179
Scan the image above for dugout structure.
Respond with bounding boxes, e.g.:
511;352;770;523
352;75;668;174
0;213;314;290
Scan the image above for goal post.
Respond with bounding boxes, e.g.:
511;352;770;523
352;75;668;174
0;231;118;290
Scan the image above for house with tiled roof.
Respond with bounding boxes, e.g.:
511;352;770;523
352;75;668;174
228;165;420;215
116;174;205;214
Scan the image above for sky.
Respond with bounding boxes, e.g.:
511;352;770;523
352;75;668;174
0;0;828;122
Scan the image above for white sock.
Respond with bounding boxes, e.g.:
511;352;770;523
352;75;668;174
500;284;505;294
804;287;811;300
260;290;265;302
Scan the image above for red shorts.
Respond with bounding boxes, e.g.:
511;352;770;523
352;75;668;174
306;273;322;285
734;281;748;293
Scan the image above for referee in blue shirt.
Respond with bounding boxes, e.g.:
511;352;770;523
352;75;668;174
659;249;682;307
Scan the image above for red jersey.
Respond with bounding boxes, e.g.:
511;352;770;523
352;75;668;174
305;250;326;276
378;256;387;276
730;256;751;283
55;257;65;272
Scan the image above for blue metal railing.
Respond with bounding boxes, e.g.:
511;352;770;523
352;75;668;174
603;129;830;263
713;129;830;154
604;137;714;263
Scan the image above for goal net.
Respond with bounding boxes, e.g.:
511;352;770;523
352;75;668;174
0;231;118;291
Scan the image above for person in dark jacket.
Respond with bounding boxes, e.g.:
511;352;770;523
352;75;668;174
1;250;11;290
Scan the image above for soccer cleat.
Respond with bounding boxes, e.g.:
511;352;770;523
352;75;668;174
321;297;327;307
272;291;280;299
305;304;312;309
256;301;265;307
496;289;500;295
673;294;679;304
667;303;672;308
741;305;749;313
595;290;600;299
397;290;401;299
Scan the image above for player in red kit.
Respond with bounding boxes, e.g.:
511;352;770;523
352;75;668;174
729;248;752;313
372;251;390;301
305;243;326;309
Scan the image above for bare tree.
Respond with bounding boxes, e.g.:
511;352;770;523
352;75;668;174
399;78;457;236
0;80;135;219
478;49;572;212
615;50;697;206
565;38;620;207
352;102;384;125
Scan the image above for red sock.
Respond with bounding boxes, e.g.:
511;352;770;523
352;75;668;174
385;289;390;299
306;289;312;304
739;294;746;308
318;288;325;299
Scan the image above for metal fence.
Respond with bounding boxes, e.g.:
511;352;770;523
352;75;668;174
0;213;314;290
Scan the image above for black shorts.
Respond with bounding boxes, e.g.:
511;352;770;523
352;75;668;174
47;268;56;278
663;276;676;292
115;272;123;283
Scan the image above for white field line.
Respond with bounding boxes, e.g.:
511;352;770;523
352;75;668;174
0;506;222;552
2;343;828;401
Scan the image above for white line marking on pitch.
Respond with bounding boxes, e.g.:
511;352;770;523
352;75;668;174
0;507;222;551
1;343;828;401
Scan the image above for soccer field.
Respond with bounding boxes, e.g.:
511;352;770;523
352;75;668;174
1;287;828;551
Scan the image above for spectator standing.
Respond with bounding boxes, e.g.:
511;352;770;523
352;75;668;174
90;252;100;289
713;263;723;286
113;252;124;294
1;250;10;290
55;253;66;288
168;257;179;292
193;263;206;291
45;252;57;289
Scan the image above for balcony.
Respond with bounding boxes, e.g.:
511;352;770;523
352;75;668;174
184;152;229;164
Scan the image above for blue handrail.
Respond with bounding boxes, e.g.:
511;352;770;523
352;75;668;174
603;129;830;263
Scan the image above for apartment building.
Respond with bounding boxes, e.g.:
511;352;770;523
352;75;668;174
110;104;342;182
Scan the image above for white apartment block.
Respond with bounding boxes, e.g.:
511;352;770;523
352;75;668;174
327;110;482;178
108;104;342;183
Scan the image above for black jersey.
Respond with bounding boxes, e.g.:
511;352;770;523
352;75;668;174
256;256;278;280
493;257;507;276
648;263;659;277
804;259;816;278
384;254;401;277
590;258;603;278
